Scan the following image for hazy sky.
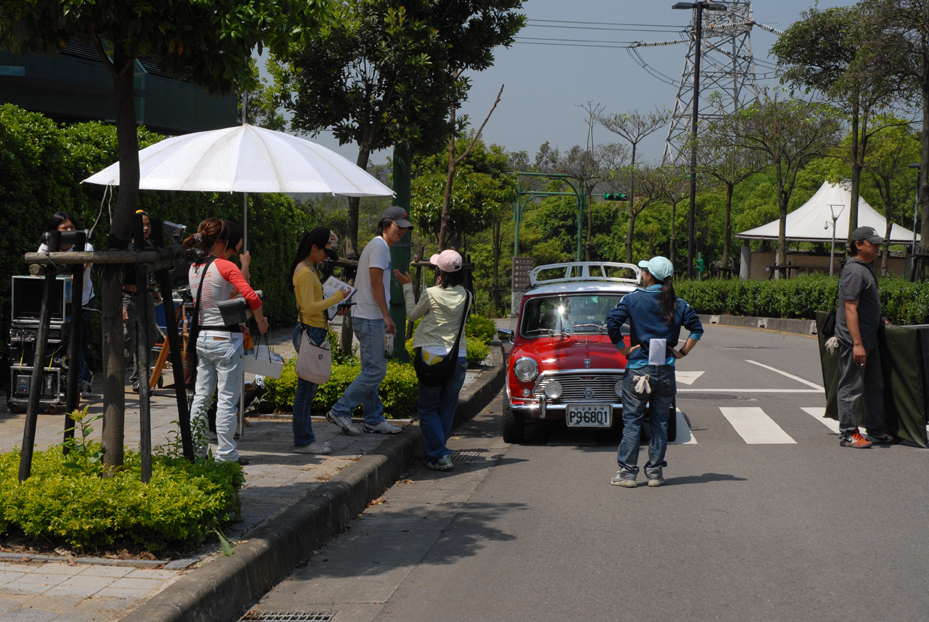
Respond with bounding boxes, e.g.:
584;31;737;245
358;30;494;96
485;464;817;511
305;0;850;166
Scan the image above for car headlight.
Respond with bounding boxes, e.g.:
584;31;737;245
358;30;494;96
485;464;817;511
513;357;539;383
544;380;563;400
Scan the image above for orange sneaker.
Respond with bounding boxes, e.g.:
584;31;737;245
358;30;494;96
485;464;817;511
840;430;872;448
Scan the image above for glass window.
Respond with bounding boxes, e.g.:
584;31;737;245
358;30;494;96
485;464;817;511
520;294;625;337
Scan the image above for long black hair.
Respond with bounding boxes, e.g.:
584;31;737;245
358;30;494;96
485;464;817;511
45;210;78;232
657;275;677;325
288;228;334;290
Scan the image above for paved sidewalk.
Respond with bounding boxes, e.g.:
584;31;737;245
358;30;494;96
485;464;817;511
0;327;506;622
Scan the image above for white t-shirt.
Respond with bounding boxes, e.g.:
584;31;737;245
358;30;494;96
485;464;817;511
37;241;94;306
352;236;391;320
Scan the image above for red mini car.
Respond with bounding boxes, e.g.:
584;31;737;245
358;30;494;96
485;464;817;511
501;262;677;443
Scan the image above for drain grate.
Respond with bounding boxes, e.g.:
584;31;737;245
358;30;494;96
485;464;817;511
239;613;335;622
450;450;485;464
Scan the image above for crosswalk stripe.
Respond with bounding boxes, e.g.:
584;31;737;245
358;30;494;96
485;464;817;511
719;407;797;444
801;406;841;434
745;360;824;390
671;408;696;445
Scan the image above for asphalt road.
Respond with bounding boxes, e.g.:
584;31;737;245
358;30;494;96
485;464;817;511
244;325;929;622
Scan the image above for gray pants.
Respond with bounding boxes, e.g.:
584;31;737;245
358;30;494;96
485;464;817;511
836;343;885;436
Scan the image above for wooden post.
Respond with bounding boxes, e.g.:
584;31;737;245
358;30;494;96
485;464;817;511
63;230;86;446
19;231;60;481
151;220;194;461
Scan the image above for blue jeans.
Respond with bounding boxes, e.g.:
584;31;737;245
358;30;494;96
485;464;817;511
292;324;328;447
418;358;467;464
330;317;387;426
190;333;244;462
617;365;676;476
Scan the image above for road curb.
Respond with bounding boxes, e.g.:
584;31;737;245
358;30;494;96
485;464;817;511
121;352;507;622
699;314;818;336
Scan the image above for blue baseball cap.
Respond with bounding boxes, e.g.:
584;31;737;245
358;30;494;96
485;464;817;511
638;256;674;282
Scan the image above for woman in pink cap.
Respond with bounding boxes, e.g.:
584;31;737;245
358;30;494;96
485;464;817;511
395;249;471;471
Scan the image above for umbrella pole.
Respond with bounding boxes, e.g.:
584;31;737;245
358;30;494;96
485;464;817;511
243;192;248;252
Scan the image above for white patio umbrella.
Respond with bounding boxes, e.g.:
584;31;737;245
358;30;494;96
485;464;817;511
83;123;394;247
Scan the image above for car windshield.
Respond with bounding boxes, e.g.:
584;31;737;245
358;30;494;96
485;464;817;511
520;294;625;337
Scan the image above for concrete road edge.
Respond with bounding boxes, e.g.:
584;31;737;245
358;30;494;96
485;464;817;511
121;342;507;622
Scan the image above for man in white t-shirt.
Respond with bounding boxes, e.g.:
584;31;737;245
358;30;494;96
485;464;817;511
326;206;411;435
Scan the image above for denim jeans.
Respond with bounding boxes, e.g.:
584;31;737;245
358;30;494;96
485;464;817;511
292;324;328;447
329;317;387;426
190;333;244;462
418;358;467;464
617;365;676;476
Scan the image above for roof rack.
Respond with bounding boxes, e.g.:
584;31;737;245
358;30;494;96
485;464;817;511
528;262;642;287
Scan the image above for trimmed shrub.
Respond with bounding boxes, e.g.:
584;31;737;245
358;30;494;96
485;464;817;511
677;275;929;325
0;445;243;553
264;359;419;419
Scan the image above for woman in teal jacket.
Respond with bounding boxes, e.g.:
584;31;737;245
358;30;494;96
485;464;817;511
606;256;703;488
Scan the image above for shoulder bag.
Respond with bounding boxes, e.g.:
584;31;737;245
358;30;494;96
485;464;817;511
296;328;333;384
183;257;216;388
413;290;471;388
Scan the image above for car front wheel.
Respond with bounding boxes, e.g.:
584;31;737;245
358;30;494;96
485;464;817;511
502;406;525;444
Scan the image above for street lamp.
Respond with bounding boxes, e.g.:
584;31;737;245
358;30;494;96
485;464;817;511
826;204;844;276
673;1;727;279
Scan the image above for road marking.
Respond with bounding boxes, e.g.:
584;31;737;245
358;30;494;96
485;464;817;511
719;407;797;444
746;360;824;390
671;408;696;445
675;371;704;386
678;388;821;393
801;406;841;434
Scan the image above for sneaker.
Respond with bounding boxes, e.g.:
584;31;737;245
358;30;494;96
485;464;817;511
131;381;140;393
863;431;897;444
326;410;362;436
363;420;402;434
610;471;637;487
294;441;332;455
646;467;665;487
840;430;872;449
426;455;454;471
236;457;250;466
80;380;92;399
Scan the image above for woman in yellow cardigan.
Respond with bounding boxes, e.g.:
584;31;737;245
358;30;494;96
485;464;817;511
289;227;350;454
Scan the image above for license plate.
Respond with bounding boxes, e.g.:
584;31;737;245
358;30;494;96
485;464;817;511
566;404;612;428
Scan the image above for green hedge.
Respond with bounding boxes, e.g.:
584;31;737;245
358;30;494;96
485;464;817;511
0;446;243;553
0;104;321;368
264;359;419;418
677;275;929;325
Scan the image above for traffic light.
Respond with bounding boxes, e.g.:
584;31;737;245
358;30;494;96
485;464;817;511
604;192;628;201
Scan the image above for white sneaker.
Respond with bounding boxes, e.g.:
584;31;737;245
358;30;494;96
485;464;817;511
294;441;332;455
326;411;362;436
80;380;92;399
363;420;402;434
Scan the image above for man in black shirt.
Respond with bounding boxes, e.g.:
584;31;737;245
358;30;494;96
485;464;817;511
834;226;892;448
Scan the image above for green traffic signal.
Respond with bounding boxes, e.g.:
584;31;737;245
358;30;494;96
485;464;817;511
604;192;628;201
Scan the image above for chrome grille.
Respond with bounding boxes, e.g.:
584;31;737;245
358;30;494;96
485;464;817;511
533;372;623;402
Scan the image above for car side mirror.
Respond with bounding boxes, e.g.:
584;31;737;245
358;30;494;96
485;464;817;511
498;328;514;344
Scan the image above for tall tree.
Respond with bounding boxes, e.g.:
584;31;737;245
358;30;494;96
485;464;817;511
277;0;525;255
863;0;929;258
860;117;921;275
0;0;325;470
598;108;670;262
698;101;766;271
724;92;842;269
772;4;894;245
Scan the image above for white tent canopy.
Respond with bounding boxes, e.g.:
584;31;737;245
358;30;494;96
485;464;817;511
737;181;920;245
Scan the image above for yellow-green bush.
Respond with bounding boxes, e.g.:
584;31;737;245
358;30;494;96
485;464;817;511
264;359;419;418
0;446;243;552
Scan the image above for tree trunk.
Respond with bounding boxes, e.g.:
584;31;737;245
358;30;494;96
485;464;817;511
920;46;929;258
722;182;734;270
625;144;638;264
101;57;139;472
847;100;861;244
669;201;676;265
